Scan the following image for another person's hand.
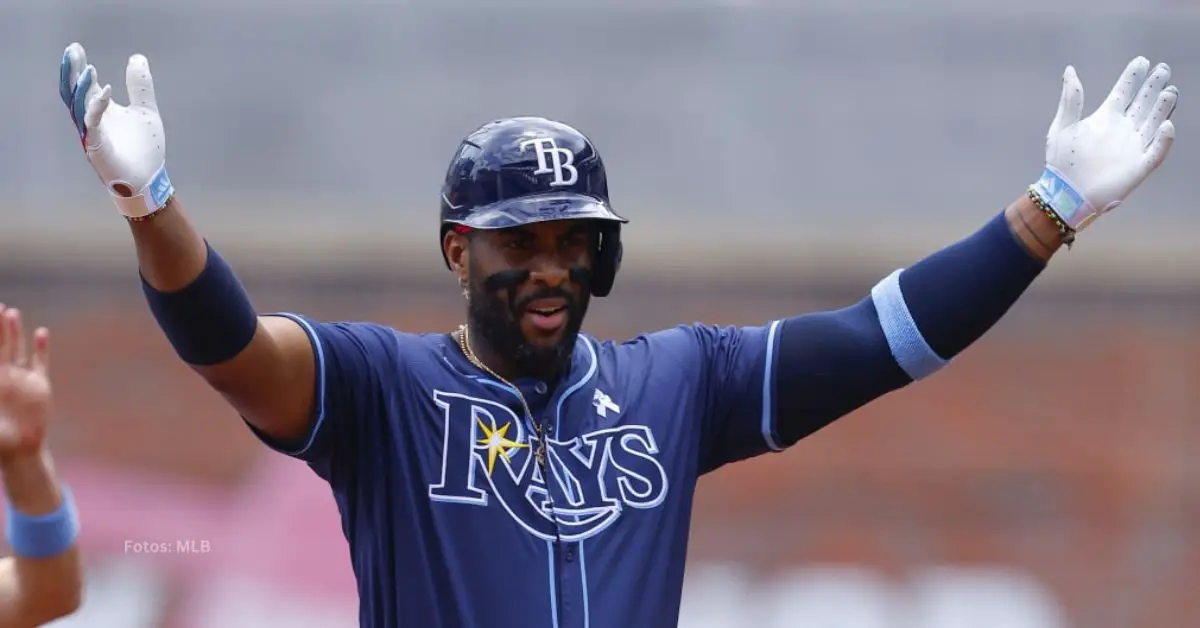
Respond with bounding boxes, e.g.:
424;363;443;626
0;306;51;459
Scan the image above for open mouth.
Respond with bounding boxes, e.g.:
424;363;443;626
523;299;569;332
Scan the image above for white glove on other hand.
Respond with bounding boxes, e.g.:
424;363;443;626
59;42;175;219
1034;56;1177;234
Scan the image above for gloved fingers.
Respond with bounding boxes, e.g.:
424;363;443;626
59;43;87;111
1139;85;1177;148
125;54;157;111
1139;120;1175;180
84;83;112;133
1100;56;1150;113
70;64;96;139
1128;62;1172;127
1048;65;1084;136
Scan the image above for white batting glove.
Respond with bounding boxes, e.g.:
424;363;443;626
59;42;175;219
1033;57;1178;236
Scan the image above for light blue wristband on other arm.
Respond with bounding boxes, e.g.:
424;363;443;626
5;485;80;559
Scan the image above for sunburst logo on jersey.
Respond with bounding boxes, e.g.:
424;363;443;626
476;416;529;475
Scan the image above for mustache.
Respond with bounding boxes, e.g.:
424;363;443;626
515;286;576;312
480;267;593;310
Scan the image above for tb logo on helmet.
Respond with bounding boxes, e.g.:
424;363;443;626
520;137;578;186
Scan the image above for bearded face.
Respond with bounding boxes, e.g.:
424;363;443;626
455;220;598;381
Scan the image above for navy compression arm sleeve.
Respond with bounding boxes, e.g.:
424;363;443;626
143;241;259;366
772;210;1046;446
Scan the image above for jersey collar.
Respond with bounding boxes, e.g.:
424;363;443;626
440;330;597;394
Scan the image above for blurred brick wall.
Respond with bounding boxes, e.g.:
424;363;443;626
7;276;1198;628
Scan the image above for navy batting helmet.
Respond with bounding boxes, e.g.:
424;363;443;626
439;116;627;297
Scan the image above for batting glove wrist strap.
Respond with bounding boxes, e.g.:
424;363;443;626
1030;166;1091;232
1038;57;1177;235
113;164;175;219
59;43;176;219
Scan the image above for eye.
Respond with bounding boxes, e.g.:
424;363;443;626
505;237;534;250
562;231;591;248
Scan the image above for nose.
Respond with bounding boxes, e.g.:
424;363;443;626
528;257;571;290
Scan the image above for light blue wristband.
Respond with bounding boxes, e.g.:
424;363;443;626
5;484;80;559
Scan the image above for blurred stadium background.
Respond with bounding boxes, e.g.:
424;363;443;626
2;0;1199;626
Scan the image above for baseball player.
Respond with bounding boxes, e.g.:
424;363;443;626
0;305;83;627
58;41;1176;628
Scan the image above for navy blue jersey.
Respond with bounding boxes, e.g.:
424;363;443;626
249;314;784;628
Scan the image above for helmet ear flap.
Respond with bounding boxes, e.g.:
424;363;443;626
590;225;622;297
440;223;474;271
439;223;455;270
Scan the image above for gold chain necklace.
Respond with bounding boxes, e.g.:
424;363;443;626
454;324;547;467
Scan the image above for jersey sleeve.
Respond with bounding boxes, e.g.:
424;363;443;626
649;322;785;474
245;313;400;482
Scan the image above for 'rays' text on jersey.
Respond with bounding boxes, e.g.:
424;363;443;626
427;391;669;541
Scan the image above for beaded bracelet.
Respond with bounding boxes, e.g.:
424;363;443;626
125;195;174;223
126;206;165;223
1026;186;1076;249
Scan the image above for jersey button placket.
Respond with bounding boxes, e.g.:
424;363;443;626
540;382;582;628
557;541;582;627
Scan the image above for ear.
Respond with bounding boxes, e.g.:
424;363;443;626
443;229;470;282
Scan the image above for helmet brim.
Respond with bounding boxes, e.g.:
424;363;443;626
446;193;628;230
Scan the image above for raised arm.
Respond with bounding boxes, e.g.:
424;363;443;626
129;198;319;446
58;44;318;447
0;308;82;627
692;57;1177;471
770;196;1051;444
769;57;1177;446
